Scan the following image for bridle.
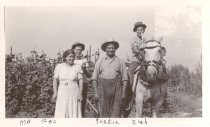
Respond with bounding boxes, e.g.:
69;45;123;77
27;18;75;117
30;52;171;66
138;44;165;83
141;45;163;68
146;60;159;68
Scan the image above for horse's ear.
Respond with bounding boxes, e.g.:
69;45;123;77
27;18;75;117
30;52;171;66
160;47;166;56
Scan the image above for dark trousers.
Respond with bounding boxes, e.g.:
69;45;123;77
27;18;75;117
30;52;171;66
123;61;140;117
127;61;140;88
98;77;122;118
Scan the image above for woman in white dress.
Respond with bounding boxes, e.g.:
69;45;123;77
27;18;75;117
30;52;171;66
52;49;83;118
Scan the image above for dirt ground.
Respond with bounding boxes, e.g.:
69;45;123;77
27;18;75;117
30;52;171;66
127;90;202;118
160;91;202;118
13;89;202;118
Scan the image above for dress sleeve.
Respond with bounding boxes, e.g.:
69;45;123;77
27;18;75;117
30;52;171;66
53;64;60;79
77;65;83;80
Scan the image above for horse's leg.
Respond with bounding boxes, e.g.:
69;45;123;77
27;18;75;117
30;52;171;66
151;83;167;118
135;80;146;117
152;98;164;117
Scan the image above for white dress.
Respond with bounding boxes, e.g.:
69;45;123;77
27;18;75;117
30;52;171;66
54;63;83;118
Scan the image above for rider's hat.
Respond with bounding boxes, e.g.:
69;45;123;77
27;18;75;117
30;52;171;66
133;22;147;32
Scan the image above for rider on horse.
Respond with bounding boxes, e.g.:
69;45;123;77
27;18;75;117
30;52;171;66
124;22;168;117
123;22;147;117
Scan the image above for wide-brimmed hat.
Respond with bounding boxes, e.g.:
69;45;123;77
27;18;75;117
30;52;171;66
71;42;85;51
133;22;147;32
101;38;119;51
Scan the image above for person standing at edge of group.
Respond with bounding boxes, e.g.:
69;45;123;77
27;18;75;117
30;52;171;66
52;49;83;118
124;22;147;117
91;38;128;118
71;42;88;117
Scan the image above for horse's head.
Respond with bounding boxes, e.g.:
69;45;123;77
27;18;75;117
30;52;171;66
140;37;166;82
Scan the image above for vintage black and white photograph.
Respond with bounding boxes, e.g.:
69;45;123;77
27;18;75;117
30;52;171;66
3;1;203;121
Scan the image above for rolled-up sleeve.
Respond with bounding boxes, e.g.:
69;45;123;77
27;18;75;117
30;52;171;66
131;39;140;55
120;61;128;81
131;40;138;49
91;59;101;81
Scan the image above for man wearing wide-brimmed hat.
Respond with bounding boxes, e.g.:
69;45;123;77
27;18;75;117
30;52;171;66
91;38;128;118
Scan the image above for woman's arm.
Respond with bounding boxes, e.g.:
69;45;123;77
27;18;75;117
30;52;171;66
52;77;59;101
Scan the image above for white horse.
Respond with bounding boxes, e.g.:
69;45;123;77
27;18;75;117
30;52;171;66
133;36;168;117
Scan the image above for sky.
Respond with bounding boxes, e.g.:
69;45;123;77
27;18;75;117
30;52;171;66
5;5;201;71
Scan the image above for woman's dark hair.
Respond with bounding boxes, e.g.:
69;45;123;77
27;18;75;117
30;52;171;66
63;49;75;62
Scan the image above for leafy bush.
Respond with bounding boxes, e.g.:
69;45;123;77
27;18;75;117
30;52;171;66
6;59;201;118
5;61;56;118
5;60;97;118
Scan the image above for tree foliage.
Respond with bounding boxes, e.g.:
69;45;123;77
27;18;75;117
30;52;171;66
167;62;202;95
